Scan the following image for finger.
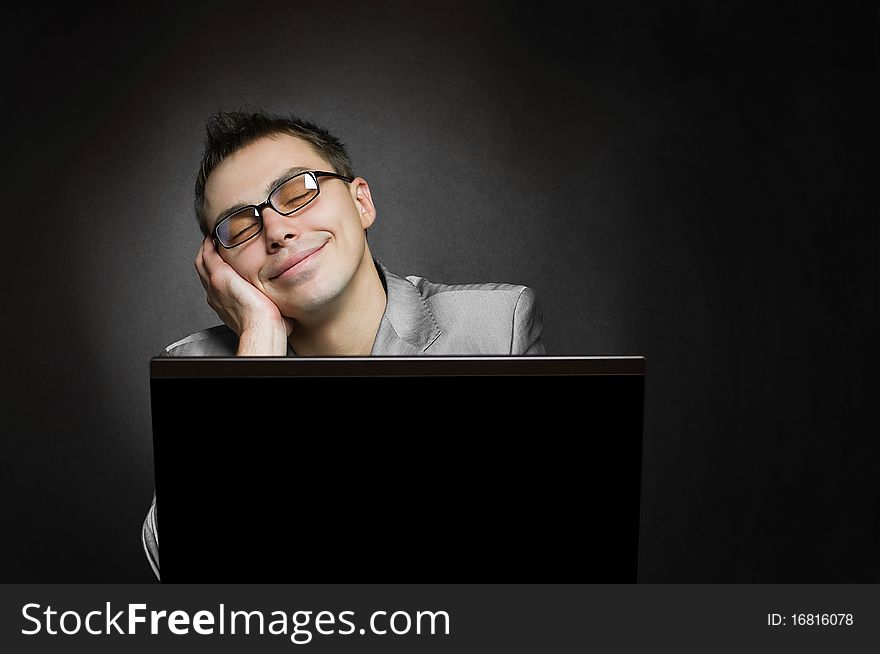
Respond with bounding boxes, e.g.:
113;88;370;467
202;234;222;266
196;237;220;294
204;236;230;274
197;268;209;294
194;239;210;290
202;240;244;304
202;241;228;285
194;236;209;271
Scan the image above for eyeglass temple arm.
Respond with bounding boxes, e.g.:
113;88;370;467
314;171;354;183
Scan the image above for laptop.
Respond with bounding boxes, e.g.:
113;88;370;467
149;356;646;582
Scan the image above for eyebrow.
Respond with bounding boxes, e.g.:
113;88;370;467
212;165;314;226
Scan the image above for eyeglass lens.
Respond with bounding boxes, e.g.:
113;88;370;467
216;173;320;247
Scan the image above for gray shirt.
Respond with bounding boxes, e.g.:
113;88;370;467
142;259;545;578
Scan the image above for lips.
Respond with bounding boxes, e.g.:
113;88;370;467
269;244;326;280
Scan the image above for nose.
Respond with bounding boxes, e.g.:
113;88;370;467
261;206;300;251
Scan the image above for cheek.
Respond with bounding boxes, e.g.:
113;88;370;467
311;199;361;232
334;209;369;243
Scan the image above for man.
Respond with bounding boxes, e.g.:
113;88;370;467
142;109;546;579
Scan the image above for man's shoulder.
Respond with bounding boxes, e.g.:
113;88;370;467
400;271;542;339
390;269;544;355
161;324;238;357
405;273;536;316
405;273;529;301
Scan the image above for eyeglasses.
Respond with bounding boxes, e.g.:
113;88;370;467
212;170;354;249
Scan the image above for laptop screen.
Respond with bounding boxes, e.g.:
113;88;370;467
150;356;646;582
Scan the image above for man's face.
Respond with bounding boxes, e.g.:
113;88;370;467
204;134;375;318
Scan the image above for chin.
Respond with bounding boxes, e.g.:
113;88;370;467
278;277;347;316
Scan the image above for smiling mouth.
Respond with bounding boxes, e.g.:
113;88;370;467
270;244;326;280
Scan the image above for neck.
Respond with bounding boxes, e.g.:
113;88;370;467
288;255;387;356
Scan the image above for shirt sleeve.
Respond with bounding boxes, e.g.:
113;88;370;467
511;287;546;355
142;493;161;581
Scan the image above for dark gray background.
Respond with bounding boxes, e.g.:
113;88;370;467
1;1;877;582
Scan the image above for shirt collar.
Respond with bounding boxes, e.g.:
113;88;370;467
370;258;441;355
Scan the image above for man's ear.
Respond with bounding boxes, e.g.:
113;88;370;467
352;177;377;229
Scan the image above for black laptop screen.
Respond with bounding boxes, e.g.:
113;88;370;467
150;357;646;582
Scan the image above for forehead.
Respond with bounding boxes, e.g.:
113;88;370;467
204;134;332;228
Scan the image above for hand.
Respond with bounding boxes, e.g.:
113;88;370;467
195;237;295;354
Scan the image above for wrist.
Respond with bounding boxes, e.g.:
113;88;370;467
237;320;288;356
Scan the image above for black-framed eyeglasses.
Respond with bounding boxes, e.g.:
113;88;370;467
212;170;354;249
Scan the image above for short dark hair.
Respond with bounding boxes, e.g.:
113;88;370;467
194;108;355;235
